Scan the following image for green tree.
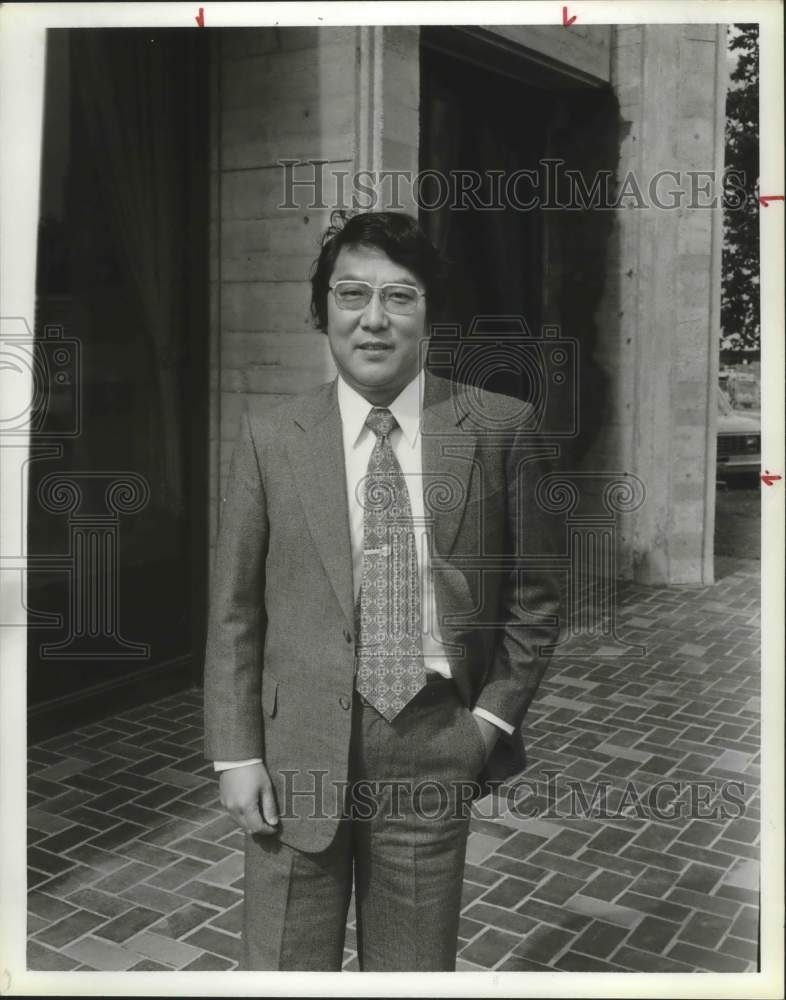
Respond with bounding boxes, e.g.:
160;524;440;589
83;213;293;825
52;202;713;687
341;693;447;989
721;24;759;352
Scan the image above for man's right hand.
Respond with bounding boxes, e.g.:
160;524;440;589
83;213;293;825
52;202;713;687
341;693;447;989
219;762;279;835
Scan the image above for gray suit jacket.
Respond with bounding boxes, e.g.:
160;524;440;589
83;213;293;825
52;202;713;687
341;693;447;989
203;373;561;851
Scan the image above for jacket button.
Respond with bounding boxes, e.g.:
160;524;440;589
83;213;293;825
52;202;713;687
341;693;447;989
339;695;351;710
343;629;353;644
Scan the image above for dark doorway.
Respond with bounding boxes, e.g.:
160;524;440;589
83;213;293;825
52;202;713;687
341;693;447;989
28;29;210;738
419;42;559;340
419;29;619;465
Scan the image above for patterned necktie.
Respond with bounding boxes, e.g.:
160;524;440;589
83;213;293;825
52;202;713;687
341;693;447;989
354;407;425;721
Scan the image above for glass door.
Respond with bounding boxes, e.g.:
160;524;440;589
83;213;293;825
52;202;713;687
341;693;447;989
28;29;209;737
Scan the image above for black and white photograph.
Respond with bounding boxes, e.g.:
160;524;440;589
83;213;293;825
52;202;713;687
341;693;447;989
0;1;783;995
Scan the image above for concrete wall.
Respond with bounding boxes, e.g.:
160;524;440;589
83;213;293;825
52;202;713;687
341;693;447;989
483;24;611;84
590;25;727;584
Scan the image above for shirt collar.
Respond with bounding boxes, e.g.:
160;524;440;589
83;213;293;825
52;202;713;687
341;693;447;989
337;371;423;449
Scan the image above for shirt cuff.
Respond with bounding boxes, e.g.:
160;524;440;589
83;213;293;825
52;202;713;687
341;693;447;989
213;758;263;772
472;706;515;736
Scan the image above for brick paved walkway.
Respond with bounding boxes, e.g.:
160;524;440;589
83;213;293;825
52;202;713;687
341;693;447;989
27;558;760;972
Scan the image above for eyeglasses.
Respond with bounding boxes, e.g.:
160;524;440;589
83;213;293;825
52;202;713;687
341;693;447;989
329;280;425;315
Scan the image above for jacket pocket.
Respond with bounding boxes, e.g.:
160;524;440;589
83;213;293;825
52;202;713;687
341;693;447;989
261;672;278;718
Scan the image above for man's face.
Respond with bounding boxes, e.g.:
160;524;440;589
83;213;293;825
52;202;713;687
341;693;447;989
326;245;428;405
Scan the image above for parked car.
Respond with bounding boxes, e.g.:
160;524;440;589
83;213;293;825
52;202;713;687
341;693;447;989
717;385;760;477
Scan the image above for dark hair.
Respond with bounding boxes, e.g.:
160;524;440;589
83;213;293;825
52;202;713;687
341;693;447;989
309;210;446;332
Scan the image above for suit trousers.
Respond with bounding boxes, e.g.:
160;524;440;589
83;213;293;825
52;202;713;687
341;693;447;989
241;676;487;970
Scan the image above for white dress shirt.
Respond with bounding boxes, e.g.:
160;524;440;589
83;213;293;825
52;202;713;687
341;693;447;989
214;372;512;772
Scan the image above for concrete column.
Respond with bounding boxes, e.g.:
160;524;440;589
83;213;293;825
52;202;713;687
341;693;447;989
356;25;420;214
603;25;727;584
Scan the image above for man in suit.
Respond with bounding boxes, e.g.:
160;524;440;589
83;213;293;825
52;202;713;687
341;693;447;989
203;211;561;971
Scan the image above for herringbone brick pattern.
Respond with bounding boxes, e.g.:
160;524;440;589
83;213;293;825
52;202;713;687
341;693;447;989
27;559;759;972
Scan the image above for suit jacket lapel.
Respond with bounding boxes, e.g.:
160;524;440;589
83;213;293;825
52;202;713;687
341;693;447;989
421;374;477;557
287;380;355;630
285;373;477;632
